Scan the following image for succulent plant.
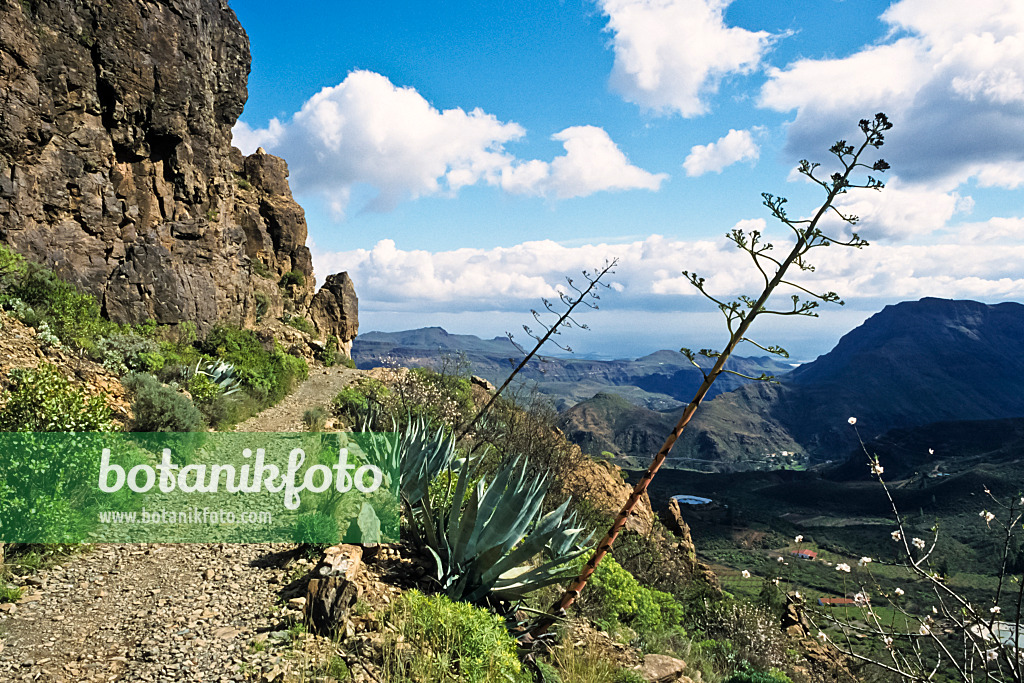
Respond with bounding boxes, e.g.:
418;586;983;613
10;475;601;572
413;456;592;603
191;359;241;396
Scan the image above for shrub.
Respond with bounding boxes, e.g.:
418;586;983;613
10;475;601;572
331;386;372;424
303;406;328;432
199;325;308;405
575;555;685;647
0;364;115;432
0;248;111;350
380;590;529;683
186;373;220;406
122;372;203;432
286;315;315;335
293;512;339;546
253;291;269;322
279;270;305;288
96;333;162;375
725;662;793;683
319;334;340;367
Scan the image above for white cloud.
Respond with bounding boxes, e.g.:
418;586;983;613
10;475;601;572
313;221;1024;313
600;0;777;116
501;126;668;198
683;129;760;176
232;71;665;215
826;178;970;242
758;0;1024;190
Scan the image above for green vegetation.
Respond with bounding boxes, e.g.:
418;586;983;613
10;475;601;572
302;406;328;431
0;364;115;432
200;324;308;405
575;555;684;647
319;334;341;366
253;291;269;322
285;315;315;335
122;372;203;433
380;590;529;683
0;245;112;352
279;270;305;288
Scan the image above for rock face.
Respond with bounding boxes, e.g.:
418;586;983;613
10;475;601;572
0;0;357;347
309;272;359;354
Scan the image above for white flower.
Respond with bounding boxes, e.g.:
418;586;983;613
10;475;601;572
777;556;784;563
795;591;802;599
882;636;893;648
836;563;851;573
990;606;1001;614
980;510;995;525
741;570;751;578
858;556;872;567
891;530;902;541
854;592;869;605
986;649;999;662
848;417;857;425
870;461;884;475
894;588;905;596
919;624;931;635
772;578;780;585
795;535;803;543
817;631;828;641
928;448;935;455
912;538;926;550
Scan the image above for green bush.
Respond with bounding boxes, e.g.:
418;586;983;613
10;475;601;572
122;372;203;432
0;247;111;350
186;373;220;406
286;315;315;335
293;512;339;546
331;386;372;424
96;333;162;375
319;334;340;367
253;291;270;322
381;590;529;683
575;555;685;646
725;662;793;683
199;325;308;405
0;364;115;432
279;270;305;288
303;406;328;432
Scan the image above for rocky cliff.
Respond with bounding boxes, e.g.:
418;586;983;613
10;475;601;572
0;0;356;347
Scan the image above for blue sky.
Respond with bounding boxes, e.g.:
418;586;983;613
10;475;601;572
231;0;1024;360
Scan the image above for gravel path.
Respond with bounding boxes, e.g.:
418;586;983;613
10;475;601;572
0;366;367;682
234;366;362;432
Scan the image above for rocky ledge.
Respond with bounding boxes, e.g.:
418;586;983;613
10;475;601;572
0;0;357;348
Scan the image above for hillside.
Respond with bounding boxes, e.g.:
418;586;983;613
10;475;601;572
353;327;792;410
563;298;1024;470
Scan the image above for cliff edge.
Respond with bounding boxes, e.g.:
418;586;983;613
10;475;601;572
0;0;356;347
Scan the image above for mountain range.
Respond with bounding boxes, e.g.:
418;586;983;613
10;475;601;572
562;298;1024;470
354;299;1024;474
352;327;792;410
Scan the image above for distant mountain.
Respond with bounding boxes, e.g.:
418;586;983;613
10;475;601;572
562;298;1024;470
352;327;792;410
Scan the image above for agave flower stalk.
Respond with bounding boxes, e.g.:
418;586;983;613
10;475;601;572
532;113;893;635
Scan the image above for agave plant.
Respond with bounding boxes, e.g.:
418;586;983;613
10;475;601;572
413;456;592;603
356;409;458;505
191;359;241;396
356;406;592;604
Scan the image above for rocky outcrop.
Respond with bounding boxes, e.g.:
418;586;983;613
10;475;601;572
309;272;359;354
0;0;357;349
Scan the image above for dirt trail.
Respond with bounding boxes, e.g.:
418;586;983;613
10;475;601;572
234;366;362;433
0;366;365;682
